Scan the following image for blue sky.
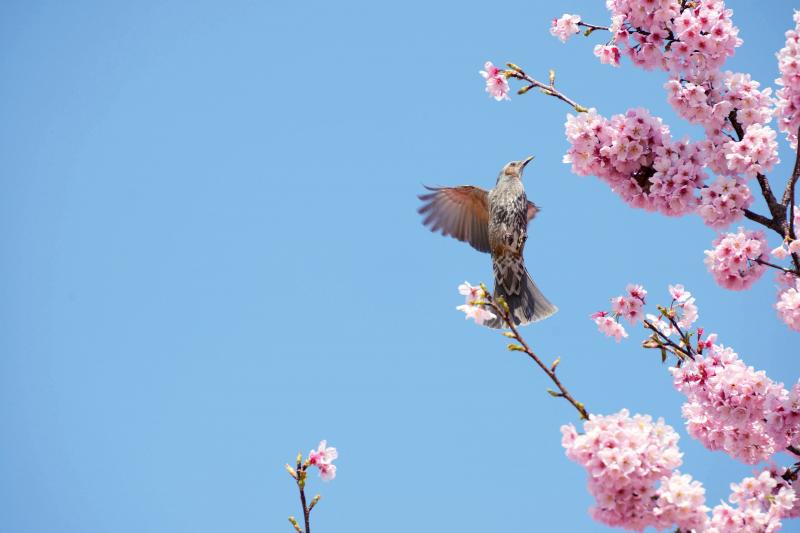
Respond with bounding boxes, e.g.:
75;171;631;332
1;1;799;532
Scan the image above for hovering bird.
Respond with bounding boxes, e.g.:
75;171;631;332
418;156;557;328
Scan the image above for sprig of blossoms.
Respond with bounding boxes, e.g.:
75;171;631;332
286;440;338;533
456;282;496;325
708;470;797;532
590;284;646;341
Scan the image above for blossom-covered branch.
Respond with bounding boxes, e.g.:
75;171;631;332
285;441;337;533
482;2;800;330
583;283;800;530
457;282;588;420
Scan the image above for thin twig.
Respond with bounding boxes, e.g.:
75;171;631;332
577;21;610;32
643;320;693;360
505;64;587;112
483;293;589;420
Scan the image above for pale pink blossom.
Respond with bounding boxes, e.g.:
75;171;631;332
594;44;621;67
595;315;628;341
708;470;796;532
308;440;338;466
550;14;581;43
318;462;337;481
458;281;485;302
776;273;800;332
456;303;496;325
308;440;338;481
479;61;510;101
772;243;790;259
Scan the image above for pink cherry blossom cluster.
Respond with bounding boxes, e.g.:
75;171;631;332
479;62;510;101
550;14;581;43
664;71;774;149
560;409;687;531
456;281;496;325
603;0;742;75
723;123;780;177
308;440;338;481
775;273;800;332
671;341;800;464
651;472;710;531
564;107;707;215
696;176;753;229
708;471;797;532
704;227;768;290
590;284;646;341
776;11;800;149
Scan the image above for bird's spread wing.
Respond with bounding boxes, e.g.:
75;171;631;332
418;185;491;253
526;201;539;222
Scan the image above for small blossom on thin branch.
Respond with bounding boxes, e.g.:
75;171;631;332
286;441;337;533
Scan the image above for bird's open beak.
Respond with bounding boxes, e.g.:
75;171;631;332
521;155;534;169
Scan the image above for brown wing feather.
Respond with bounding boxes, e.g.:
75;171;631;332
526;201;539;222
418;185;490;253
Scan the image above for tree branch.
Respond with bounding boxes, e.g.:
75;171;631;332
481;290;589;420
505;63;588;113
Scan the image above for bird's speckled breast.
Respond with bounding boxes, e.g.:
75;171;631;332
488;177;528;255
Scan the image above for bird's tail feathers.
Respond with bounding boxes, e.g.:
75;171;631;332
485;255;557;328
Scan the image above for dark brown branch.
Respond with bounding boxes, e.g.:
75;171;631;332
298;483;311;533
482;292;589;420
577;21;610;32
743;209;784;235
754;257;798;276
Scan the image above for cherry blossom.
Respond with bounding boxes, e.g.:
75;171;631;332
456;281;496;325
776;273;800;332
594;44;620;67
671;341;799;464
564;108;706;216
708;471;797;532
697;176;753;229
479;61;510;101
561;409;685;531
723;123;780;177
550;14;581;43
704;228;768;290
308;440;338;481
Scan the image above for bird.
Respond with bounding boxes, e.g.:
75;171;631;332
418;156;557;328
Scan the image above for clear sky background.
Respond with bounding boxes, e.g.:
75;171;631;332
2;1;799;532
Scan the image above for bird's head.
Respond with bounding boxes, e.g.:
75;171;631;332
499;156;534;181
